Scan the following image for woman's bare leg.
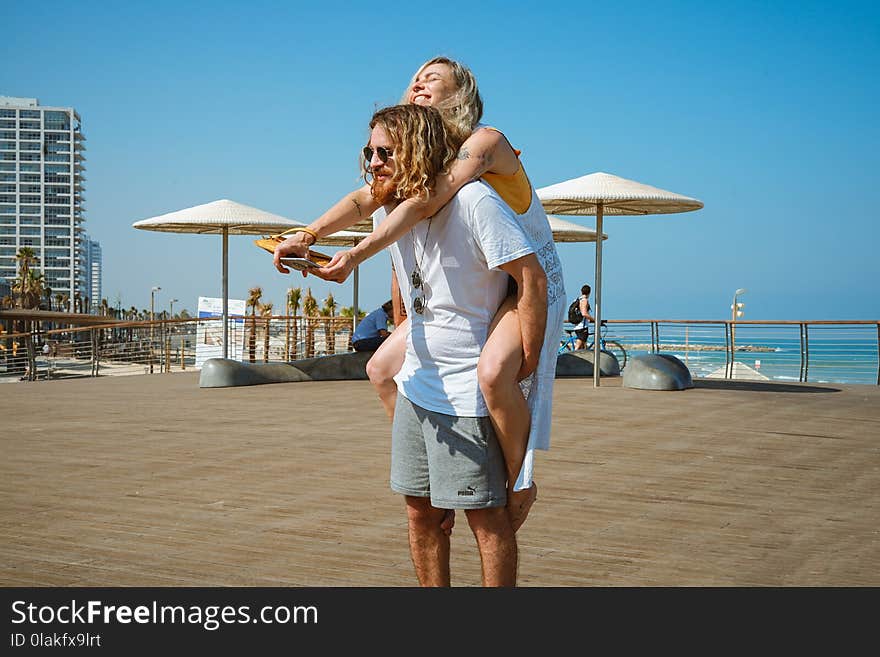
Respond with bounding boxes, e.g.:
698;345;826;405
365;317;408;420
367;320;455;535
477;296;537;532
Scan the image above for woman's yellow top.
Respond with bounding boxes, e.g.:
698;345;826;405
479;126;532;214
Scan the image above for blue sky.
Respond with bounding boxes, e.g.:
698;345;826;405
3;0;878;319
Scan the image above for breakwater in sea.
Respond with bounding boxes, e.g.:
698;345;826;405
625;343;778;353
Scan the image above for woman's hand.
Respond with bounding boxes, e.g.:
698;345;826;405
273;233;314;274
317;250;356;283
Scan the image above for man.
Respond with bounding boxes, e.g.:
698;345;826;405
365;105;547;587
573;284;595;350
351;300;393;352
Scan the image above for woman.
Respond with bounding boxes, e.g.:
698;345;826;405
272;57;566;531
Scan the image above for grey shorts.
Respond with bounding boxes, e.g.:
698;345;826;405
390;394;507;509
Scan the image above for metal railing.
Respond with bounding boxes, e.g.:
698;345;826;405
3;317;879;385
1;315;356;382
600;320;880;385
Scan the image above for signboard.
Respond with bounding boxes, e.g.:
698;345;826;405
194;296;246;368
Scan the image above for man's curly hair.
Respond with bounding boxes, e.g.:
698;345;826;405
364;104;461;203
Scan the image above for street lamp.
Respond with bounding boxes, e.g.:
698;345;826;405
150;286;161;323
166;298;178;372
150;286;161;373
729;288;747;377
731;287;747;322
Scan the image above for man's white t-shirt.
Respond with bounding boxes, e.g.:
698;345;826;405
374;181;534;417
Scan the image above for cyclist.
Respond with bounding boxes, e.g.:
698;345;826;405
573;284;595;350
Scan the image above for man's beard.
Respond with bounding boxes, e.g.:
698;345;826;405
371;175;399;206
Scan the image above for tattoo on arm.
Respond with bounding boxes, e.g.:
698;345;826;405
469;153;494;182
479;152;494;175
351;197;363;217
458;144;494;181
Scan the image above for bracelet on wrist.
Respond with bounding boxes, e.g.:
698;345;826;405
279;226;319;245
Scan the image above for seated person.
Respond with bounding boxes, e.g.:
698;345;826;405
352;300;393;352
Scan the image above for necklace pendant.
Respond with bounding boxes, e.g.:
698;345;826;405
411;268;422;288
413;296;425;314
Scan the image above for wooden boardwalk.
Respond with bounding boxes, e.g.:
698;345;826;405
1;372;878;586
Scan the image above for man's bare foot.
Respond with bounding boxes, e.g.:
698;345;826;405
440;509;455;536
508;482;538;533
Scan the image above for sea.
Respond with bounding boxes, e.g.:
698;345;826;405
563;327;880;386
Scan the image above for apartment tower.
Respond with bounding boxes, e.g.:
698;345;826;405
0;96;88;307
82;235;102;312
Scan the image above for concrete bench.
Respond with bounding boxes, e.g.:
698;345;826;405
623;354;693;391
556;349;621;377
199;351;374;388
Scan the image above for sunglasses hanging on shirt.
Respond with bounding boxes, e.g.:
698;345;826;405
410;218;432;315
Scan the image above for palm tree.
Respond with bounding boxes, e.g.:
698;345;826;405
11;275;26;309
287;288;302;316
34;273;47;307
302;288;317;316
322;292;337;316
13;247;38;297
338;306;364;353
31;273;47;340
127;305;138;341
12;270;46;310
339;305;365;319
286;287;302;361
321;293;338;354
246;286;263;363
260;302;274;362
12;248;43;309
302;288;318;358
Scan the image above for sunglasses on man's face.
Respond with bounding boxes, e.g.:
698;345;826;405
363;146;394;164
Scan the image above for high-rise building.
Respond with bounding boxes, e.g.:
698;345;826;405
0;96;86;306
82;234;102;312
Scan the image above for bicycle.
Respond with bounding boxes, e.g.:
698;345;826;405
558;320;628;369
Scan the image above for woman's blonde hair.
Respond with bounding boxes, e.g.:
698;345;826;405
401;56;483;146
364;105;460;202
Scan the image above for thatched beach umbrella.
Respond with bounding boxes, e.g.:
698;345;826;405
133;199;301;359
538;172;703;386
547;215;607;243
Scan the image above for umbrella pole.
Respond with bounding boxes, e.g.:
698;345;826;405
222;227;229;360
352;264;360;334
594;203;604;387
